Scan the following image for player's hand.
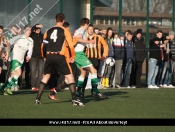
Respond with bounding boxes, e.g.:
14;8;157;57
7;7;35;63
89;40;95;44
26;56;30;62
154;41;159;44
167;49;170;53
69;58;74;63
160;44;165;48
101;56;106;60
36;24;43;28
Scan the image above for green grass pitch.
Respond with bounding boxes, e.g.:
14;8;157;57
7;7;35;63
0;88;175;132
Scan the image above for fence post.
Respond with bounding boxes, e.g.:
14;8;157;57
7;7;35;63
172;0;175;84
28;0;32;25
90;0;94;24
145;0;150;84
60;0;63;13
118;0;122;33
172;0;175;31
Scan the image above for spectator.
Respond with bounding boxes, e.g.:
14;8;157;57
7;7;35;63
132;29;146;88
30;24;44;91
103;27;114;88
153;30;164;86
163;31;175;88
113;32;124;88
147;37;164;89
159;36;171;88
123;31;135;88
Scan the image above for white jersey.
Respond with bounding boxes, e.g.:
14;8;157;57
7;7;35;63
74;28;87;52
113;38;124;46
10;35;33;64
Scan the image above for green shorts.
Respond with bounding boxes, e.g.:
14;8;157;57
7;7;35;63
10;60;22;72
75;52;92;68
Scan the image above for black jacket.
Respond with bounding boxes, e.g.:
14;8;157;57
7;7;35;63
30;25;43;59
132;36;146;62
149;43;161;61
113;38;124;60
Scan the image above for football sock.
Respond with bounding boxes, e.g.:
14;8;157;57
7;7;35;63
68;83;77;100
36;81;46;100
77;76;85;94
82;77;88;94
91;74;99;94
5;75;19;89
50;81;68;95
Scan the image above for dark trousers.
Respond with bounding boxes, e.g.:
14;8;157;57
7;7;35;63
130;61;136;86
19;61;31;88
155;60;164;85
135;61;143;87
29;57;44;88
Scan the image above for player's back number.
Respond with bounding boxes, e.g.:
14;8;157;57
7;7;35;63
50;29;57;42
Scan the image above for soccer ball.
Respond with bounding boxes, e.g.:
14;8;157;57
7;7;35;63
105;57;115;67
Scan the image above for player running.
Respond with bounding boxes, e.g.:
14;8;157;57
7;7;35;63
0;25;33;95
74;18;106;99
35;13;84;106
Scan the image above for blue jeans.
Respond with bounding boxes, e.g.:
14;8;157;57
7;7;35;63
159;61;167;85
156;60;164;85
147;58;159;86
123;59;133;87
164;60;174;85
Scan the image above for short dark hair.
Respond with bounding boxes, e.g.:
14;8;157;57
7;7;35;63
80;18;90;26
124;30;131;36
0;25;4;30
55;13;65;22
88;24;93;28
63;22;70;28
114;32;118;36
94;27;99;30
127;30;133;36
156;30;163;33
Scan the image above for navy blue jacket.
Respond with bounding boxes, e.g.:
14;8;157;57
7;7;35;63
124;39;135;60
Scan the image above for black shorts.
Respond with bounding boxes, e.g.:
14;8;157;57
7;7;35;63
44;54;72;75
89;58;100;70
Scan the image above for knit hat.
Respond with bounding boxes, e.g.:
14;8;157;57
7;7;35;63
169;31;175;36
136;29;142;34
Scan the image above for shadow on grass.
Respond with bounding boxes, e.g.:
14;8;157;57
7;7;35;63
12;88;68;95
43;91;129;105
12;90;39;95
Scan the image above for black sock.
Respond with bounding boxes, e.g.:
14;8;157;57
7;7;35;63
82;77;88;94
68;83;77;100
36;81;46;100
50;81;68;95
